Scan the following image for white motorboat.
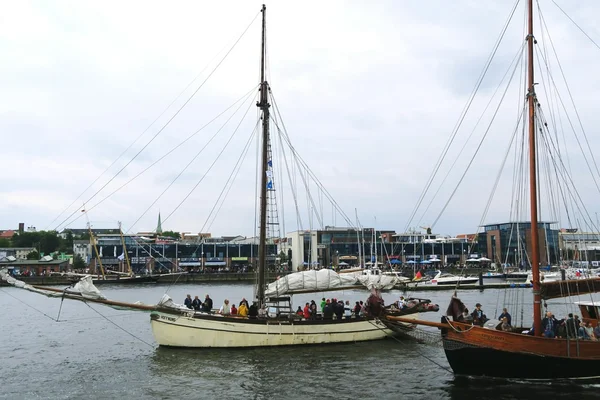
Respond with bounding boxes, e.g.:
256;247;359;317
407;270;479;288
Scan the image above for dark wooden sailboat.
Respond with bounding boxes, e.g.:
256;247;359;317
387;0;600;380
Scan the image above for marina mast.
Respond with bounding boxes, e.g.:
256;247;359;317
527;0;542;337
257;4;270;308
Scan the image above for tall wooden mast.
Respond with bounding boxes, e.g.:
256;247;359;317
256;4;269;308
527;0;542;336
89;223;105;280
118;221;132;276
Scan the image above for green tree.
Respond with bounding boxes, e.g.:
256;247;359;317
0;238;11;247
161;231;181;239
12;231;40;248
13;231;64;254
26;250;40;260
65;231;74;249
73;254;86;270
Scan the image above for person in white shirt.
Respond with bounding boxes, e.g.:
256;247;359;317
344;300;352;319
219;299;231;315
398;296;407;309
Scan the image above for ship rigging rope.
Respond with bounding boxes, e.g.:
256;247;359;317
126;91;258;233
271;110;304;230
269;90;356;229
536;109;600;233
430;40;527;230
168;118;260;273
54;12;261;232
160;93;258;228
204;121;260;232
84;302;155;348
415;40;527;229
536;5;600;194
403;0;521;234
0;287;60;322
551;0;600;52
45;19;258;232
58;86;258;230
367;318;452;374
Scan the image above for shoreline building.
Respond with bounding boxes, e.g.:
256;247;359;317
477;221;559;267
558;230;600;265
283;227;479;271
285;227;395;271
86;233;274;273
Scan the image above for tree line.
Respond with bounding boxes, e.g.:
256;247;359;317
2;231;73;255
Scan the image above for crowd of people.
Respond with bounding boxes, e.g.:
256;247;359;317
455;302;600;340
183;294;260;318
537;311;600;340
295;298;369;320
182;294;372;320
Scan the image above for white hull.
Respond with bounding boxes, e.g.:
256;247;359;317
150;311;411;347
408;278;479;288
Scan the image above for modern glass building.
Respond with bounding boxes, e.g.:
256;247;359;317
478;221;559;267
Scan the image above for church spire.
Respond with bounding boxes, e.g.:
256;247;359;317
156;212;163;234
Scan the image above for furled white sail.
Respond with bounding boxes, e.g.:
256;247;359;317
69;276;106;299
157;294;190;311
264;269;399;297
0;269;106;300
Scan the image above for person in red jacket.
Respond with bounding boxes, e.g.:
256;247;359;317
303;302;311;319
230;304;238;315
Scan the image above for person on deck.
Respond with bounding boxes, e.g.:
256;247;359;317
192;296;202;311
248;302;258;319
320;298;326;313
566;313;577;338
238;301;249;317
542;312;558;338
500;317;512;331
323;300;334;320
594;322;600;341
184;294;193;309
309;300;317;319
471;303;487;326
398;296;407;309
334;300;344;320
583;322;595;340
353;301;361;318
202;294;213;313
219;299;231;315
230;303;238;315
344;300;352;319
579;323;591;340
303;302;311;319
498;308;512;326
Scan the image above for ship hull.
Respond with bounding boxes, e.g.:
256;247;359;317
150;311;414;347
444;339;600;379
442;322;600;380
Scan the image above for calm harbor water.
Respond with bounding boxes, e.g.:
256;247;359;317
2;282;600;399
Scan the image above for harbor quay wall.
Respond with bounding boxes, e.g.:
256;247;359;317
155;273;274;284
0;272;276;286
0;268;520;287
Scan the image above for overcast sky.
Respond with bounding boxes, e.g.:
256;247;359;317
2;0;600;237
